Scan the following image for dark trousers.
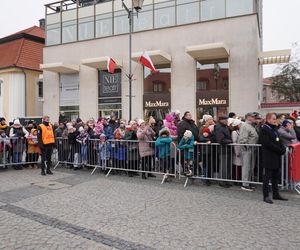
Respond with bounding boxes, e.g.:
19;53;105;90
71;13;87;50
141;156;152;172
263;168;279;198
41;145;53;172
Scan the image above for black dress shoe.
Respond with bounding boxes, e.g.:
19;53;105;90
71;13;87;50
264;197;273;204
41;171;46;176
46;170;53;175
273;195;288;201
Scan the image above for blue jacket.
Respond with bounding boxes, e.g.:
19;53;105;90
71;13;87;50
104;125;114;140
98;142;111;160
179;135;194;160
112;143;127;160
155;136;172;158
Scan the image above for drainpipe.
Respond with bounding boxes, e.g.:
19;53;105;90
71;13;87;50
22;69;27;117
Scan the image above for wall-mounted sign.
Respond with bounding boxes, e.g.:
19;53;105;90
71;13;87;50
196;90;229;107
143;93;170;109
99;69;121;98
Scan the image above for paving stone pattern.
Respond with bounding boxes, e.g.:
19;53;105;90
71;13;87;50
0;168;300;249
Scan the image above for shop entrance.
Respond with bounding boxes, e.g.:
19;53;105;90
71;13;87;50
196;62;229;122
143;65;171;122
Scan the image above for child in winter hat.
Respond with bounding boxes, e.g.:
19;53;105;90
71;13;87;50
179;130;194;177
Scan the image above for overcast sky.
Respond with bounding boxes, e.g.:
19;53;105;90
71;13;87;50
0;0;299;76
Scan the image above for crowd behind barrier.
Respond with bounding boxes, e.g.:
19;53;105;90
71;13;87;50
0;111;300;194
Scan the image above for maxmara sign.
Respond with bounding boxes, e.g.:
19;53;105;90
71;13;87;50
198;98;227;106
145;100;169;108
143;93;171;109
196;91;229;107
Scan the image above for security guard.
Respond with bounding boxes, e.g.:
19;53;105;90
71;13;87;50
38;115;55;175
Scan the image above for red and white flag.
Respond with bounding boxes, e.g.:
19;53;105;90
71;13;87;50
139;51;157;73
107;57;116;74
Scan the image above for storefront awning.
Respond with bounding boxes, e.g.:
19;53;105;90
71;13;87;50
40;63;79;74
258;50;291;65
186;43;229;64
132;50;171;65
81;57;123;70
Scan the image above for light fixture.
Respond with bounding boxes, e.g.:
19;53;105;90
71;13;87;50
132;0;144;12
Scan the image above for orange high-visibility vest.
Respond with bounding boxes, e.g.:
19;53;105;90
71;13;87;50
40;124;55;144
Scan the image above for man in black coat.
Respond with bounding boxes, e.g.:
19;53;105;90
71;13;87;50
259;113;288;204
214;116;233;187
177;111;199;143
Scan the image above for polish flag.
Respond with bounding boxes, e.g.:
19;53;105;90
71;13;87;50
139;51;157;73
107;57;116;74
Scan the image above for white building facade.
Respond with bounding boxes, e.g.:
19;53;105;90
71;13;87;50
42;0;265;122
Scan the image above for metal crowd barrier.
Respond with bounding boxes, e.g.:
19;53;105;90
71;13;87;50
0;137;291;191
178;143;289;189
0;137;41;169
53;138;178;184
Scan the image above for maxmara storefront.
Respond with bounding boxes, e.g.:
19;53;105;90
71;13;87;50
41;0;289;122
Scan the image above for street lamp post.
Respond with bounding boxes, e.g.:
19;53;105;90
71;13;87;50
122;0;144;121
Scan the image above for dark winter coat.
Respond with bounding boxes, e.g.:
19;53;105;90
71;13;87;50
104;125;114;140
294;126;300;141
177;118;199;143
259;123;286;170
214;123;233;145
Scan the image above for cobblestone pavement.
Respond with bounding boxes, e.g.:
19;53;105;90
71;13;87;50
0;167;300;249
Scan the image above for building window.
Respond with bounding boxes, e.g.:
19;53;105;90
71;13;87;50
223;78;229;90
177;0;199;25
154;0;176;28
37;81;43;98
134;4;153;31
153;81;164;92
78;16;94;40
226;0;253;17
62;19;77;43
201;0;226;21
114;10;129;35
196;80;208;90
96;13;113;37
46;23;61;45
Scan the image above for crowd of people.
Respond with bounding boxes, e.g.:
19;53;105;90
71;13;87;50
1;110;300;203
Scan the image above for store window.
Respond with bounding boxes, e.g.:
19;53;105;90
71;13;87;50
196;61;229;121
176;0;199;25
98;69;122;119
154;0;175;28
226;0;253;17
201;0;225;21
59;74;80;119
79;16;94;40
143;65;171;121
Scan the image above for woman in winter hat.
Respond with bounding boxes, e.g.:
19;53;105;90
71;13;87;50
163;114;177;137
